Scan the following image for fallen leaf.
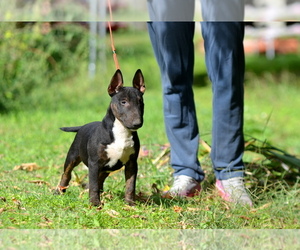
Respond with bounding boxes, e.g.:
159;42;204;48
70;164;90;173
259;202;272;209
157;157;170;168
131;214;147;220
221;201;231;210
0;208;5;214
28;180;51;187
42;216;53;224
123;205;136;211
79;189;89;198
106;209;119;218
250;202;272;213
12;197;21;205
109;167;124;176
96;204;103;211
13;163;40;171
239;215;251;220
72;172;88;186
12;197;26;210
200;139;211;152
186;207;202;212
173;205;183;213
152;146;170;166
103;192;114;200
0;197;6;202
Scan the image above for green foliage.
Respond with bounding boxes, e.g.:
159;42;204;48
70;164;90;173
0;0;90;21
0;22;88;113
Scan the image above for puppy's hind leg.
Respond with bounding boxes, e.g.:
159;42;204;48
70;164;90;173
54;143;81;194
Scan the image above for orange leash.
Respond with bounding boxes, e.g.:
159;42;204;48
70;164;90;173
107;0;120;70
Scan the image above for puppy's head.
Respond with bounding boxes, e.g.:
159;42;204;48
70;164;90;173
108;69;145;130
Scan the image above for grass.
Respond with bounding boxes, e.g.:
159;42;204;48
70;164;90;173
0;27;300;240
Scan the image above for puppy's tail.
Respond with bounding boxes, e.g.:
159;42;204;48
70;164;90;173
60;126;82;132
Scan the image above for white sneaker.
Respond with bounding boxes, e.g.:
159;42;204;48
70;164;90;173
216;177;253;206
162;175;201;198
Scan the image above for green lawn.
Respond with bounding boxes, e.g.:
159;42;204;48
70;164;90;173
0;28;299;236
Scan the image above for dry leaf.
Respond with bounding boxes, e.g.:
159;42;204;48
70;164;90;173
187;207;203;212
95;202;104;211
12;197;21;205
106;209;119;218
131;214;147;220
109;167;124;176
28;180;51;187
123;205;136;211
12;197;25;210
152;146;170;165
250;202;272;213
0;208;5;214
103;192;114;200
221;201;231;210
13;163;40;171
79;189;89;198
200;139;211;153
156;157;170;168
173;205;183;213
96;205;103;211
43;216;52;222
239;215;251;220
72;172;88;186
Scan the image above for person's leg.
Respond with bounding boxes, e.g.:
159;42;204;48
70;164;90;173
201;22;245;180
147;22;205;195
201;22;252;206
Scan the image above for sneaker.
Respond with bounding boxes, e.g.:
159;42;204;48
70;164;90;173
216;177;253;206
162;175;201;198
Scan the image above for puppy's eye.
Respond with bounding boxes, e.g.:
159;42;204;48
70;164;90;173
121;100;127;105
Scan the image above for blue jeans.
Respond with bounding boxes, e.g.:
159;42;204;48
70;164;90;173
147;22;245;181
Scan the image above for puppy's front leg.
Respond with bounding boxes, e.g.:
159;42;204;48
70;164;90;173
124;158;138;206
88;160;101;206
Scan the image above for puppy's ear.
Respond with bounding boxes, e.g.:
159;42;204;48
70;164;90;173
132;69;146;94
108;69;124;96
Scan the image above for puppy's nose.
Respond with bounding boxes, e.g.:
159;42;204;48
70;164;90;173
131;119;143;129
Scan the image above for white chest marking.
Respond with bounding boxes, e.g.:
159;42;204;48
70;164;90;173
105;119;135;167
